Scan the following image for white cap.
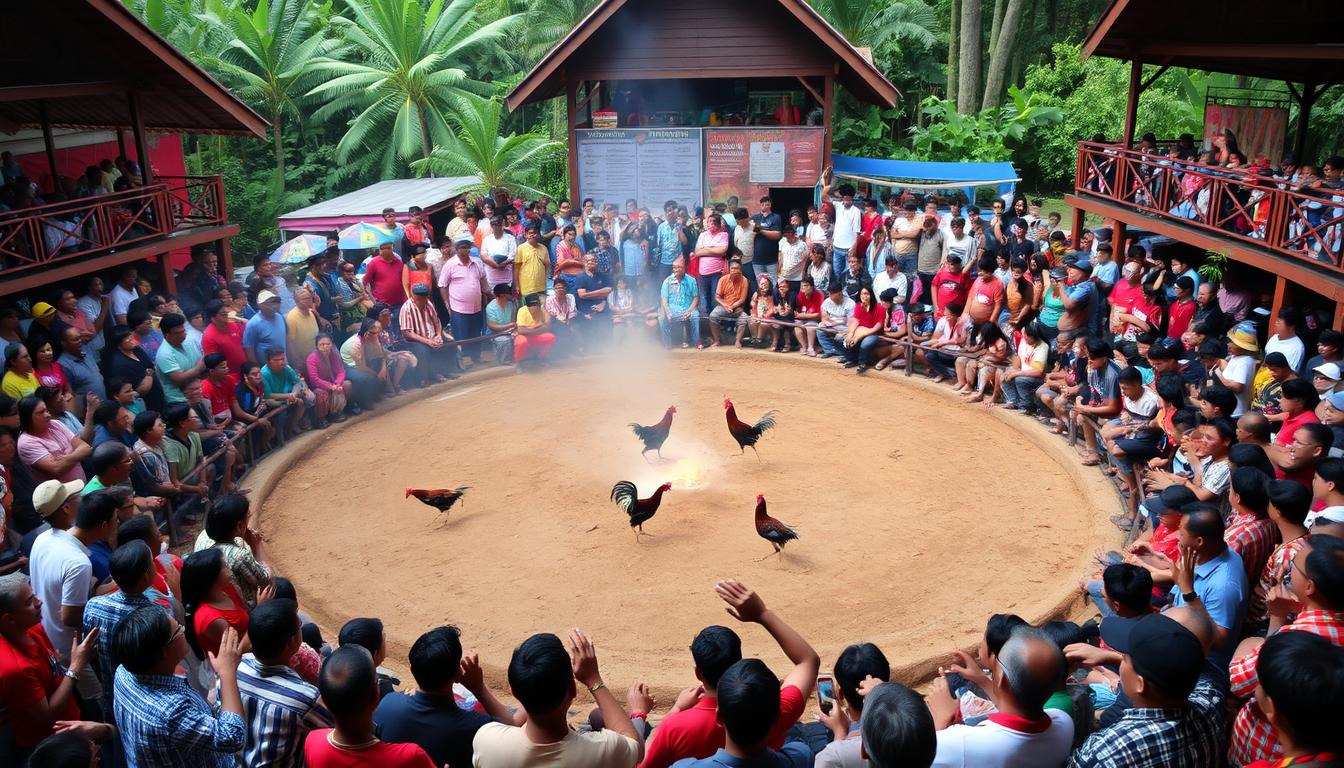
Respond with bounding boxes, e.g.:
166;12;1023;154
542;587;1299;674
33;479;85;517
257;289;281;305
1314;362;1342;381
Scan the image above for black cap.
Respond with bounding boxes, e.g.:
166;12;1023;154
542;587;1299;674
1145;485;1197;516
524;294;541;307
1100;613;1204;698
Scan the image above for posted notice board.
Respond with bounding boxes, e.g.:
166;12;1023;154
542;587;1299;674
705;127;824;204
576;129;704;211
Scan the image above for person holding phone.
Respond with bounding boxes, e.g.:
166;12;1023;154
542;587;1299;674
815;643;892;768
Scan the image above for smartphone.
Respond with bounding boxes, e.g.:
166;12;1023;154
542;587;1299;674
816;673;835;715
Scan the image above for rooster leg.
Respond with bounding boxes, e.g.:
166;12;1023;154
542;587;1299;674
751;444;762;463
657;448;664;461
641;451;652;464
756;545;782;561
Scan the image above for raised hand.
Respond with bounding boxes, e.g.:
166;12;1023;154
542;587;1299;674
209;627;244;674
568;628;602;689
715;579;766;623
627;681;655;715
69;627;99;674
459;653;485;695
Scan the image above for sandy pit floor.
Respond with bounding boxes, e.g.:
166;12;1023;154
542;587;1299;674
260;346;1111;700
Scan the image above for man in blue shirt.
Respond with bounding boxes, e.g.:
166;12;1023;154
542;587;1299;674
243;291;287;364
575;253;613;349
659;257;700;349
656;200;685;286
670;659;812;768
1168;503;1246;671
83;540;169;725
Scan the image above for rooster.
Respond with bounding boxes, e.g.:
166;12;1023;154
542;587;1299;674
754;494;798;559
611;480;671;540
406;486;470;526
724;399;778;461
629;405;677;461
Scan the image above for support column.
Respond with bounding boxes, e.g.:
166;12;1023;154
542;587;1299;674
823;72;834;161
1112;221;1127;260
1121;59;1141;148
158;252;177;294
116;128;128;161
1269;275;1290;327
127;91;153;184
1292;82;1316;163
1332;297;1344;332
1070;207;1086;250
218;237;234;279
39;101;60;193
565;77;579;205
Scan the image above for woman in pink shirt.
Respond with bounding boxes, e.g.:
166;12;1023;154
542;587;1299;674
693;213;730;311
16;395;89;483
306;334;353;427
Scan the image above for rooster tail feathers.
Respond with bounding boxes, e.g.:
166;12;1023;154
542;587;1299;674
755;410;780;433
455;485;471;494
611;480;637;514
628;422;645;436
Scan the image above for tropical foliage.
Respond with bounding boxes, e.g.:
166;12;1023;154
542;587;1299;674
411;95;565;201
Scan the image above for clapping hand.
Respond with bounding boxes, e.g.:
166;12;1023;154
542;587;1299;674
671;684;704;714
209;627;244;674
715;579;767;623
627;682;655;715
946;648;989;689
1173;545;1198;596
459;653;486;695
568;628;602;690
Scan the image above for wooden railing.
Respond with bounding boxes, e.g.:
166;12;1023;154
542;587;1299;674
1073;141;1344;271
0;175;227;273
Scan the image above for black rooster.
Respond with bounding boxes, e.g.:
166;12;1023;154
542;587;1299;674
611;480;671;540
754;494;798;559
629;405;677;461
406;486;470;526
724;399;778;461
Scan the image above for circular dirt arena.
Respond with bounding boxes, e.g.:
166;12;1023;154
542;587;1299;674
259;347;1116;700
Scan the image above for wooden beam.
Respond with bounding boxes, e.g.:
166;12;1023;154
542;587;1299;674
1292;82;1317;164
567;66;833;81
1269;274;1290;325
1079;0;1132;61
1070;207;1086;250
574;81;603;115
1138;65;1169;92
565;77;579;205
1121;59;1141;148
823;73;834;161
1129;42;1344;60
796;76;823;107
0;81;134;103
38;101;60;194
1112;220;1127;260
1333;298;1344;332
128;91;152;184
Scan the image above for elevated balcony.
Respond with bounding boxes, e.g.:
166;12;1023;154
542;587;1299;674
0;176;237;296
1066;141;1344;307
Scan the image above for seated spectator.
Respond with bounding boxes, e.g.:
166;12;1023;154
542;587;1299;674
194;493;272;607
0;572;98;761
27;729;112;768
472;629;643;767
338;617;398;698
672;658;812;768
1224;467;1279;583
815;642;890;768
641;580;818;767
398;284;457;385
374;625;517;766
129;410;183;518
235;362;278;453
746;274;777;349
108;324;163;411
858;681;936;768
708;259;749;349
658;258;700;350
1069;613;1223;767
305;334;353;427
340;319;393;410
17;395;89;484
484;283;517;364
90;399;135;449
816;283;855;359
2;342;38;399
237;598;334;768
512;295;557;371
36;386;93;445
104;378;145;418
1144;417;1234;505
1240;630;1344;768
575;253;614;349
162;404;210;513
304;645;434;768
1229;534;1344;765
261;346;312;437
999;321;1048;412
1074;338;1122;467
926;627;1073;767
842;285;886;373
81;540;168;721
111;604;246;765
1246;480;1312;631
1168;505;1248;668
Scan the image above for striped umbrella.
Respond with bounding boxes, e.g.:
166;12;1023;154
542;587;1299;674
270;234;330;264
337;222;400;250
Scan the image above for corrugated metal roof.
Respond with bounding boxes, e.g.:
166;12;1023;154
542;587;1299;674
276;178;478;222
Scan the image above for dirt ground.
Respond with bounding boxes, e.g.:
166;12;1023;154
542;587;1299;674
260;346;1111;702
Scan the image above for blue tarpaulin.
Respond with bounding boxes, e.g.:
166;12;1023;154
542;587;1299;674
829;154;1020;204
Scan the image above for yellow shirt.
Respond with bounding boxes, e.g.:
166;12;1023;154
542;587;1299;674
517;306;542;328
516;242;550;297
1;370;38;399
285;307;320;371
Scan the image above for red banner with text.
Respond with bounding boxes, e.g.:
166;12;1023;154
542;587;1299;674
704;127;824;206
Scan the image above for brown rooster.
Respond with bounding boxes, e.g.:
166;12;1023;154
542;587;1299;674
611;480;671;540
629;405;677;461
724;398;778;461
406;486;470;526
754;494;798;559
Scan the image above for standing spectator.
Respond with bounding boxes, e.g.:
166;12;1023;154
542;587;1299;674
1246;480;1312;630
1264;307;1307;373
284;287;322;373
374;626;516;767
859;682;937;768
1215;321;1261;416
515;224;550;301
81;540;168;723
750;197;783;287
109;267;140;325
932;255;971;318
55;327;104;416
1228;535;1344;766
890;202;921;274
1068;614;1223;768
109;325;164;412
305;335;353;426
472;629;643;767
815;643;891;768
18;396;90;484
2;343;39;399
438;235;491;366
777;225;808;300
302;253;342;333
246;255;296;314
693;213;729;306
659;258;700;350
112;605;247;766
201;301;246;385
243;292;287;366
304;645;433;768
1238;631;1344;768
194;493;272;608
399;284;457;384
965;257;1006;329
362;242;408;313
155;314;204;405
237;598;335;768
480;216;517;291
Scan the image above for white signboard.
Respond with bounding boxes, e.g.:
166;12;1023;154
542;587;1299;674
749;140;786;184
576;129;704;212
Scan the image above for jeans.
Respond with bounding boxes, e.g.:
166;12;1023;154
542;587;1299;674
831;246;849;280
699;273;723;312
660;311;701;346
658;263;675;286
449;310;484;362
817;327;844;356
1086;578;1115;618
491;335;514;364
405;340;458;382
844;334;882;365
1004;376;1040;410
927;350;958;378
345;366;382;409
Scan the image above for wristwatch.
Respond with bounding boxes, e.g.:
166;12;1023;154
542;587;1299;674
1182;590;1199;603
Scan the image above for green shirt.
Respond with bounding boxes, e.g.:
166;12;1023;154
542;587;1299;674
164;432;204;479
155;340;202;403
82;476;107;495
261;364;300;396
1044;689;1074;714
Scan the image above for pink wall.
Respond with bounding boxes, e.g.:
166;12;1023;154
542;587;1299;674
13;133;187;193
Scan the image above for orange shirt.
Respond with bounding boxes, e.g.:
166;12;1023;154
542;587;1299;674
716;274;749;310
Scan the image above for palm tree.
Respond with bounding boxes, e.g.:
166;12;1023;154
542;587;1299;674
308;0;522;178
411;95;563;201
808;0;937;51
203;0;337;189
123;0;231;61
521;0;598;65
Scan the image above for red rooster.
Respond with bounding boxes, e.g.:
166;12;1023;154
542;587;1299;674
611;480;671;540
724;399;778;461
406;486;470;526
754;494;798;559
629;405;677;461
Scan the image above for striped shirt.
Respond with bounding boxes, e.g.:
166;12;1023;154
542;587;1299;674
236;654;334;768
398;299;443;342
114;666;246;767
82;589;169;719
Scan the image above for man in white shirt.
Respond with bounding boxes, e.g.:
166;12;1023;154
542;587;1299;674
480;216;518;290
1213;321;1260;416
829;185;862;280
872;256;909;306
928;629;1073;768
1264;306;1307;374
109;266;140;325
471;629;645;768
817;284;856;359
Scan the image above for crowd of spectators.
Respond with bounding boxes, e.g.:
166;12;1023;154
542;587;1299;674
0;185;1343;768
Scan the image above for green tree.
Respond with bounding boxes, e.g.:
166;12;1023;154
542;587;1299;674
411;95;564;201
204;0;337;189
519;0;598;64
308;0;522;177
903;86;1061;162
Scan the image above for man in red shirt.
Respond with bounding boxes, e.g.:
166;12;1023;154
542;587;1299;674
1269;385;1326;488
1107;260;1145;336
306;645;435;768
931;255;972;319
1166;275;1197;342
966;256;1005;326
0;572;100;751
201;299;246;384
361;243;408;310
639;580;819;768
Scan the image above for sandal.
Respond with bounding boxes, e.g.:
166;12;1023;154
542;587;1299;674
874;359;891;371
1080;452;1102;466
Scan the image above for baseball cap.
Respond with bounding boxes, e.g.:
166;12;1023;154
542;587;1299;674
1100;613;1204;698
1094;226;1113;242
1144;484;1197;516
1227;320;1260;352
34;479;85;518
1049;265;1067;280
257;290;281;305
454;233;474;246
1314;362;1342;381
31;302;56;320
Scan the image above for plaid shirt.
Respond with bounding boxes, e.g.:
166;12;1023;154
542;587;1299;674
82;589;169;719
1248;536;1309;626
1224;512;1280;584
114;667;246;767
1229;609;1344;765
1068;676;1224;768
